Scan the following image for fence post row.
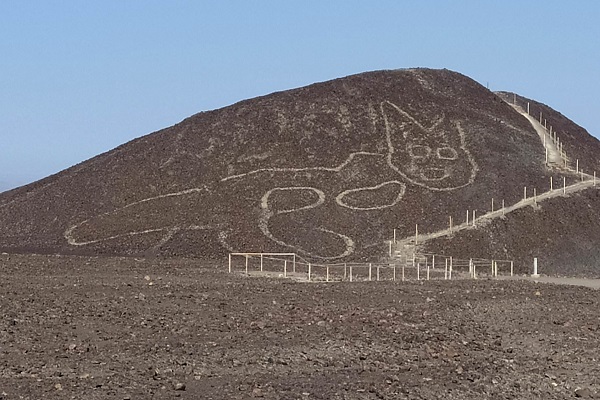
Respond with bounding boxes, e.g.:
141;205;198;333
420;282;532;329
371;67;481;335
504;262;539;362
228;253;514;283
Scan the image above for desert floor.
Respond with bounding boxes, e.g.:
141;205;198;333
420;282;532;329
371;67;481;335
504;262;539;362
1;254;599;399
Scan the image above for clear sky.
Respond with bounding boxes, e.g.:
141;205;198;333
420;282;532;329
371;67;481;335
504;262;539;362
1;1;599;192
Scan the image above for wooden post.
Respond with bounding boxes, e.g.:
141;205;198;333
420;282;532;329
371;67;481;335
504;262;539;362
576;159;579;173
466;210;469;225
444;258;448;280
510;261;514;277
449;256;453;280
491;198;494;213
544;119;547;129
539;111;542;123
369;263;372;281
495;261;498;277
402;265;405;281
426;263;430;280
534;188;537;204
308;263;311;281
393;264;396;281
260;254;263;272
523;186;527;200
472;210;476;226
473;263;477;279
432;255;435;270
532;257;540;278
469;258;473;276
594;171;597;186
326;266;329;282
293;254;296;273
388;241;392;257
563;176;566;194
284;260;287;277
393;228;396;243
545;148;548;164
550;176;553;191
415;224;418;245
449;216;453;233
491;260;494;276
376;264;380;281
349;266;353;282
228;253;232;273
245;255;249;274
527;102;530;114
417;263;420;281
344;263;347;280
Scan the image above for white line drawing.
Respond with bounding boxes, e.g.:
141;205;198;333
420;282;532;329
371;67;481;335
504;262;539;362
335;181;406;210
221;152;382;182
258;186;355;260
260;186;326;213
381;101;478;191
64;187;211;246
63;99;480;260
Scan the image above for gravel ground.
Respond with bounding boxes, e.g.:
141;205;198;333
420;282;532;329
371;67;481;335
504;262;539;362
1;254;599;399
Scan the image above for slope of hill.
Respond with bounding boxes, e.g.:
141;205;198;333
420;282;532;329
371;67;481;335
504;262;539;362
1;68;599;273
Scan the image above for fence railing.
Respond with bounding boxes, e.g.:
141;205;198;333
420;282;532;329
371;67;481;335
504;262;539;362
228;252;514;282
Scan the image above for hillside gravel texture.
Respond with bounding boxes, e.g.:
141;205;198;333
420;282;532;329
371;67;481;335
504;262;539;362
1;254;599;399
0;69;560;262
425;189;600;278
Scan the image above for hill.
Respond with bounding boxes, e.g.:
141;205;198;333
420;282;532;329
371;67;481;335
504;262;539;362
1;68;599;274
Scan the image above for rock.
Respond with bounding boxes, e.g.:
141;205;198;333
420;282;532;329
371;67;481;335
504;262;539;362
575;388;593;398
174;382;186;391
252;388;264;397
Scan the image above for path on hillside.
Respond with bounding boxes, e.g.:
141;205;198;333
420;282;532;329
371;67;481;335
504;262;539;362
501;275;600;289
393;103;597;255
514;104;563;166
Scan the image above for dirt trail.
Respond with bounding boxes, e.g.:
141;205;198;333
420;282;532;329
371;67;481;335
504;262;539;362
513;104;563;165
503;275;600;289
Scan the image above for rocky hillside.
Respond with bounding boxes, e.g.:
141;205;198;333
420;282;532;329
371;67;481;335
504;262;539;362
1;68;599;273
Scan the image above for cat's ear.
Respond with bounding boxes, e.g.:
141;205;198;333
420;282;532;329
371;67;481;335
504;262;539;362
380;101;423;143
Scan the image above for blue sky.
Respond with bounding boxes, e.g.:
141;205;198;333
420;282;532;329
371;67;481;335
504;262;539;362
1;1;599;191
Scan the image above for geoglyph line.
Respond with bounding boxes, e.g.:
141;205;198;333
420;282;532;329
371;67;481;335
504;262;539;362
220;151;384;182
335;181;406;211
64;100;481;259
64;187;209;246
381;101;479;191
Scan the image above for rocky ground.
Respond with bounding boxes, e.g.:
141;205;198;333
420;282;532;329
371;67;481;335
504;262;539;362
1;253;599;399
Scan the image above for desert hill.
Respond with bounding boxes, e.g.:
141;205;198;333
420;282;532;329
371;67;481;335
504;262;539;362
1;68;599;274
